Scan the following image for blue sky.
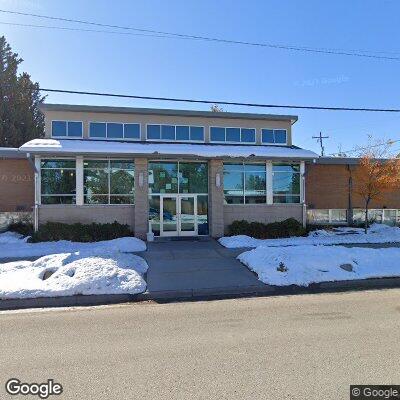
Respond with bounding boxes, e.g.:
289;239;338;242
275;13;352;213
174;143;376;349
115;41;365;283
2;0;400;155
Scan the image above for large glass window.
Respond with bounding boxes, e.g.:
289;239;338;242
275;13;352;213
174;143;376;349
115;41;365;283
41;159;76;204
52;121;83;138
272;163;300;203
84;160;134;204
223;163;266;204
262;129;288;144
148;162;208;194
89;123;140;140
147;125;204;142
210;127;256;143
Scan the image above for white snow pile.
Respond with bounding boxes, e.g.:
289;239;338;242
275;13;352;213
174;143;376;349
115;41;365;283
238;245;400;287
219;223;400;249
0;232;146;259
0;251;148;299
0;233;148;299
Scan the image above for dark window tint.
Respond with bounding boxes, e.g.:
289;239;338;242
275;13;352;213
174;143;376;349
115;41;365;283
274;129;287;144
262;129;274;143
176;126;190;141
190;126;204;141
210;127;225;141
161;125;175;140
241;128;255;143
124;124;140;139
90;123;106;138
226;128;240;142
147;125;161;139
52;121;67;137
107;123;124;138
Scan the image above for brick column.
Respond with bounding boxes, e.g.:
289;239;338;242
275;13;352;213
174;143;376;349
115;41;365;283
209;159;224;237
134;157;149;240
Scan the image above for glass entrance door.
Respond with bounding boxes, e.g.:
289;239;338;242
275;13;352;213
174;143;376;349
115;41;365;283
161;196;178;236
179;195;196;236
158;195;198;236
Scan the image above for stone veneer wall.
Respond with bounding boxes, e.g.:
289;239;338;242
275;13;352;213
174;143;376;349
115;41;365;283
223;204;304;234
38;205;135;230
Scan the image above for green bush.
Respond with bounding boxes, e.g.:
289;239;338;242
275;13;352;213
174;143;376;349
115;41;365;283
8;220;34;237
227;218;306;239
30;221;133;243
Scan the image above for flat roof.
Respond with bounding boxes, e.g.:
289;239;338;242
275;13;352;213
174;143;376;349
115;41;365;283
20;139;318;160
40;103;298;124
0;147;27;159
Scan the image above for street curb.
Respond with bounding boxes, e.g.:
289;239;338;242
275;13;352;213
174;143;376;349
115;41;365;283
1;277;400;310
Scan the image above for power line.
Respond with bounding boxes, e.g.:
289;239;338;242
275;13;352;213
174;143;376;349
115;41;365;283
1;9;400;61
38;87;400;112
0;21;196;40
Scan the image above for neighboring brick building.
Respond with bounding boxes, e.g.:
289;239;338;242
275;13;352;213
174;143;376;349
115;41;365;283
0;148;34;230
306;158;400;225
0;149;34;212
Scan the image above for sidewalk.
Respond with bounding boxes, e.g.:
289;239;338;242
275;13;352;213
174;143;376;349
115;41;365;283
139;238;266;299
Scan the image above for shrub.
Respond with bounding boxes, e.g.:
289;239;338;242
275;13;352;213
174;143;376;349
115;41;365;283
30;221;133;243
227;218;306;239
8;220;34;237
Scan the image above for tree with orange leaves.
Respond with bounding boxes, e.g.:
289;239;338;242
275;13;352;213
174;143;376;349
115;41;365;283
353;139;400;233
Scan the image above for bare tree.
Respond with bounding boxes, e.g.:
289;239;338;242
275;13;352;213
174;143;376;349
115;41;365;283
210;104;224;112
353;137;400;233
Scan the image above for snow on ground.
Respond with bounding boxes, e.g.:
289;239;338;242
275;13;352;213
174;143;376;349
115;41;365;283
219;224;400;248
0;233;148;299
0;232;146;259
238;245;400;287
0;252;148;299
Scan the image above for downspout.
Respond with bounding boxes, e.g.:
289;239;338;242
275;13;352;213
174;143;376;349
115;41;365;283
347;164;353;226
26;153;39;232
301;161;307;228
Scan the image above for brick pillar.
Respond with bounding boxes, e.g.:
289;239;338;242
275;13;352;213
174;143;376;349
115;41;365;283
134;158;149;240
209;159;224;237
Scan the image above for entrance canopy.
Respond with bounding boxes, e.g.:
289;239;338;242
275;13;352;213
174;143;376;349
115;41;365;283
20;139;318;160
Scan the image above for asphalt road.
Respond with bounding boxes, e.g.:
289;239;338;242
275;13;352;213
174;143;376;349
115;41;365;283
1;290;400;400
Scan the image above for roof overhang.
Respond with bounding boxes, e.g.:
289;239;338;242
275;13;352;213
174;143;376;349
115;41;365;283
40;103;299;124
19;139;318;161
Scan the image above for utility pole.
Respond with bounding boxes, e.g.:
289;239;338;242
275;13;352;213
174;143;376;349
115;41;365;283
312;132;329;156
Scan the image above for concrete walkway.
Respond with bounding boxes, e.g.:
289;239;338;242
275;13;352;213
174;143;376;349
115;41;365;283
139;238;267;298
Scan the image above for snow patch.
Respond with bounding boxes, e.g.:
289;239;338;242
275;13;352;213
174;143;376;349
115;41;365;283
219;224;400;248
0;234;146;259
238;245;400;287
0;252;148;299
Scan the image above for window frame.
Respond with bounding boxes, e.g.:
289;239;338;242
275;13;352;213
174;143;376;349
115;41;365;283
83;158;135;205
145;124;205;143
40;157;77;204
272;162;301;204
261;129;288;145
210;126;257;144
51;120;83;139
223;162;267;205
88;122;141;141
148;160;208;195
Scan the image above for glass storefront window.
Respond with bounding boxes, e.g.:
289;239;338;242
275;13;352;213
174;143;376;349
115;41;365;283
148;162;207;194
148;162;178;194
197;195;209;235
272;163;300;203
223;163;266;204
179;162;208;194
149;196;160;236
41;159;76;204
84;160;134;204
